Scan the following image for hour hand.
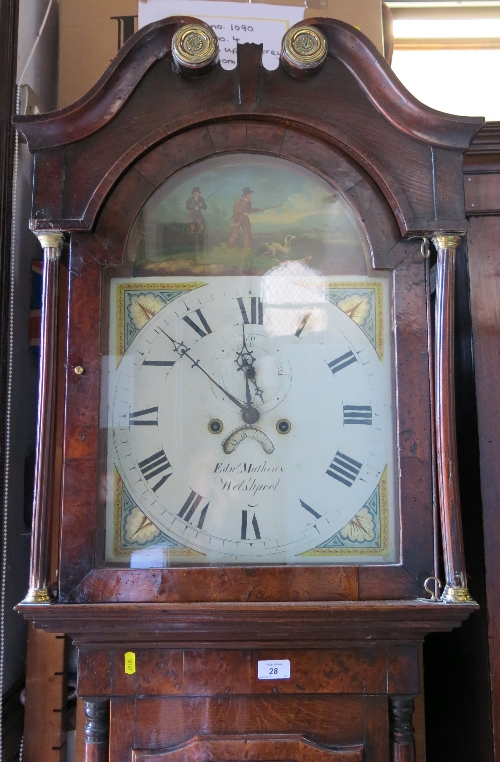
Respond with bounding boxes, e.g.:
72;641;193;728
245;373;252;407
240;372;259;425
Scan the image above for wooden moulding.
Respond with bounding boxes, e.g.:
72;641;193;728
14;19;482;238
464;121;500;174
389;697;416;762
13;17;481;152
131;735;365;762
464;123;500;215
83;699;109;762
15;601;477;648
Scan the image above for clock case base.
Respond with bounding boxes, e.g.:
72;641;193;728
19;600;475;762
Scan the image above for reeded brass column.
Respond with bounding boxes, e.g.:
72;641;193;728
432;233;474;604
23;231;63;604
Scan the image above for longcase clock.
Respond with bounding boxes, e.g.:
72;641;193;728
15;17;482;762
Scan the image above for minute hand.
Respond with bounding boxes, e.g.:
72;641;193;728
159;328;245;411
188;356;245;410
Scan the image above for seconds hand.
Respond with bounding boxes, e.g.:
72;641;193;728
159;326;250;415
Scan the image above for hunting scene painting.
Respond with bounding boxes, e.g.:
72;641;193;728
128;155;369;276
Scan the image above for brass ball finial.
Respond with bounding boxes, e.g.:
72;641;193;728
172;23;219;75
281;25;327;77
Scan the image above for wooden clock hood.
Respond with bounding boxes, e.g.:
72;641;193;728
14;15;481;632
15;16;481;238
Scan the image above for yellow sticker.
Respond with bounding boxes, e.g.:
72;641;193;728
124;651;136;675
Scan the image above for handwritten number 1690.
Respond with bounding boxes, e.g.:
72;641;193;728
231;24;253;31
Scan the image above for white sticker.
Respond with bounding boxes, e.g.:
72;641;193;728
138;0;304;71
257;659;291;680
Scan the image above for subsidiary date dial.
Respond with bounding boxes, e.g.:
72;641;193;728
108;277;393;563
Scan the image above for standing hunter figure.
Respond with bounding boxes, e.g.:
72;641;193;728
186;187;207;234
228;187;261;249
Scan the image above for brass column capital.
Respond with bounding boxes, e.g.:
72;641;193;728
431;233;462;251
34;230;64;261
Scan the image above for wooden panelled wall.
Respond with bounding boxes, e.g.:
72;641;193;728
424;123;500;762
462;124;500;762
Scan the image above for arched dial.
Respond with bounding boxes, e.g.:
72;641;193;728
108;276;393;563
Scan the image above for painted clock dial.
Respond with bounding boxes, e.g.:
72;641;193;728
105;273;396;565
103;153;398;566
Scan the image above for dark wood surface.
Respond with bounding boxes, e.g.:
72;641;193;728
23;624;66;762
73;649;418;762
74;643;418;697
69;637;423;762
126;696;388;762
17;601;476;649
465;207;500;761
131;734;365;762
15;19;481;238
15;18;481;153
82;699;109;762
389;697;416;762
